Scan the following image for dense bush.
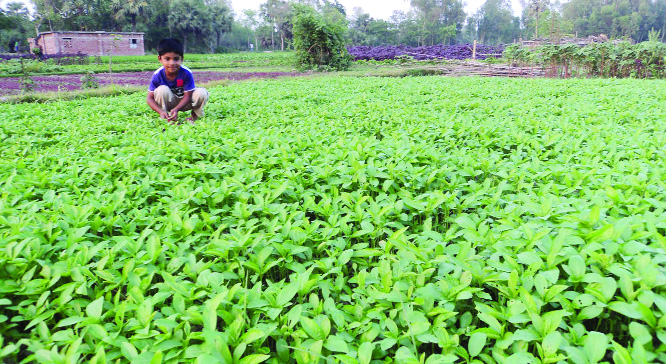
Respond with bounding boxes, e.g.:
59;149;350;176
292;5;351;71
504;41;666;78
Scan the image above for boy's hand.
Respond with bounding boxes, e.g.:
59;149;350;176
167;110;179;123
158;110;170;120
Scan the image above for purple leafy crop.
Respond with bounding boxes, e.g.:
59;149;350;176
347;44;504;61
0;71;302;96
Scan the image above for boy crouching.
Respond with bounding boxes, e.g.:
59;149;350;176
147;38;208;124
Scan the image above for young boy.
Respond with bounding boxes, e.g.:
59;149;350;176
147;38;209;124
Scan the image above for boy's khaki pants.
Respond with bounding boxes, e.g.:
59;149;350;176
153;85;209;117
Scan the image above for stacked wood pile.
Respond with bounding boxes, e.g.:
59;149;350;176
418;61;544;78
520;34;630;48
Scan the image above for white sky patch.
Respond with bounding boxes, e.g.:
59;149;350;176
229;0;523;19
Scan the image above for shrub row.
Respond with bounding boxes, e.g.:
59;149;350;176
504;41;666;79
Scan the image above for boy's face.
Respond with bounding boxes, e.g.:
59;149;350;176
158;52;183;75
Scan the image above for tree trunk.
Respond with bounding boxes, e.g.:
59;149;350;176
34;17;43;36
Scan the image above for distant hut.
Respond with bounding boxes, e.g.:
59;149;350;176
28;31;145;56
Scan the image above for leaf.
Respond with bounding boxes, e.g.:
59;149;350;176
629;322;651;345
512;328;539;342
338;249;354;265
542;310;567;334
276;282;299;307
237;354;271;364
358;342;374;364
380;338;397;351
568;255;586;279
611;340;632;364
57;316;85;327
542;331;561;356
149;351;164;364
584;331;608;364
608;301;643;320
194;355;223;364
324;335;348;353
425;354;458;364
477;313;502;334
121;342;139;360
455;215;476;230
405;320;431;336
301;316;325;340
86;297;104;321
395;346;420;364
468;332;486;357
504;352;539;364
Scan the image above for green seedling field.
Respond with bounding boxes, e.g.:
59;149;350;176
1;76;666;364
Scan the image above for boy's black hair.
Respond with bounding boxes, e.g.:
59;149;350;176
157;38;184;57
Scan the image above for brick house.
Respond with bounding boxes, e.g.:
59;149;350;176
28;31;145;56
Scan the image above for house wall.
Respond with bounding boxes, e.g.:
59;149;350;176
28;33;59;54
29;32;145;56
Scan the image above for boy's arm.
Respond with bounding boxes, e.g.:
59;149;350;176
147;92;170;120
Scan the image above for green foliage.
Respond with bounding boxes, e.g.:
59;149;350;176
2;75;666;363
0;53;295;76
648;28;662;43
18;58;34;94
292;5;351;71
80;71;100;89
562;0;666;42
505;40;666;78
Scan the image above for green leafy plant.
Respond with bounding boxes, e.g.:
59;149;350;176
80;71;100;89
1;75;665;363
505;40;666;78
292;5;351;71
18;57;34;94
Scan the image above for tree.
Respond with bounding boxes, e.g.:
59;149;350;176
561;0;665;41
2;2;31;50
292;4;350;70
522;0;550;38
112;0;149;32
474;0;521;44
241;9;260;50
348;7;371;45
388;10;420;46
410;0;466;45
205;0;232;51
168;0;208;51
260;0;292;50
32;0;68;31
321;0;346;24
0;11;14;31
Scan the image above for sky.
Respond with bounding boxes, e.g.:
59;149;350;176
229;0;523;20
0;0;522;18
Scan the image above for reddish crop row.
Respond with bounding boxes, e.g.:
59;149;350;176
0;71;302;96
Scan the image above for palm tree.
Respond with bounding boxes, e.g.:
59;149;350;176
113;0;149;32
168;0;207;51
